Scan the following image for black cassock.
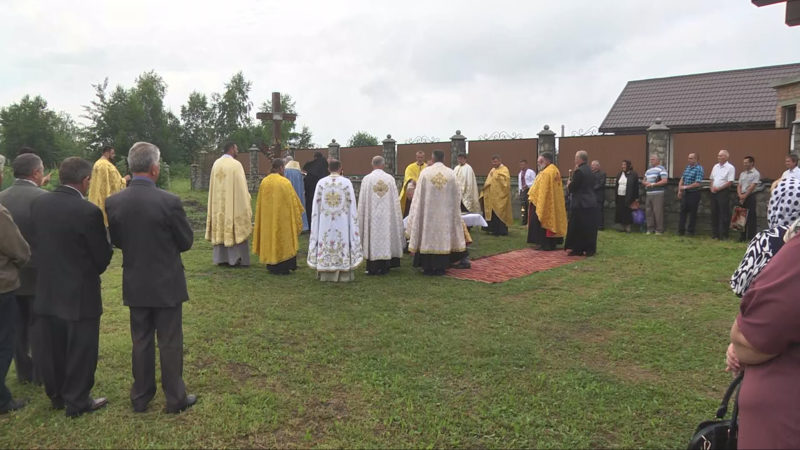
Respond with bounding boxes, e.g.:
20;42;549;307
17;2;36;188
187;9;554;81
303;156;329;224
564;163;599;255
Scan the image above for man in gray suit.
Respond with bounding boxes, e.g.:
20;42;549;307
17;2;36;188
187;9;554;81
0;153;48;384
106;142;197;414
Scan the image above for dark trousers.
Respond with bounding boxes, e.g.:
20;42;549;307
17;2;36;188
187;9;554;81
520;188;530;225
564;207;599;255
0;292;17;405
741;194;758;242
596;197;605;230
129;306;187;411
38;315;99;414
678;190;701;235
711;189;731;239
485;214;508;236
13;295;35;383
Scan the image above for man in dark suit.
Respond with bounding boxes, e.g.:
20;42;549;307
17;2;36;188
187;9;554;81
106;141;197;414
0;153;48;384
590;160;607;231
30;157;112;417
564;150;600;257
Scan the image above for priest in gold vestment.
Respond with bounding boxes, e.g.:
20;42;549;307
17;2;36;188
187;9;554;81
205;142;252;266
480;155;513;236
88;145;130;225
406;150;470;275
252;159;305;274
527;152;567;251
398;151;427;217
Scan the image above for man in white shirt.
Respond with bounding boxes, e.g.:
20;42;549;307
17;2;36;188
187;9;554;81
518;160;536;225
709;149;736;240
782;154;800;180
737;155;761;242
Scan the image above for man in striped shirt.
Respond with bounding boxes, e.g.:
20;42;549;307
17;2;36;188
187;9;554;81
677;153;704;236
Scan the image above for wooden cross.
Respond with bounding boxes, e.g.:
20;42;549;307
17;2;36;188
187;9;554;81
256;92;297;156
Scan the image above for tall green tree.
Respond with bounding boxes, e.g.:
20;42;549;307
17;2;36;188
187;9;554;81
180;91;215;161
348;131;379;147
0;95;84;166
213;72;252;143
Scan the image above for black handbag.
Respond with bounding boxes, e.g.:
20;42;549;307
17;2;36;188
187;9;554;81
687;373;743;450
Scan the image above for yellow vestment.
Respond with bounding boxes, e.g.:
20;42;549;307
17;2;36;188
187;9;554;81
398;162;426;211
480;164;513;225
252;173;304;265
528;163;567;237
88;157;127;225
205;156;252;247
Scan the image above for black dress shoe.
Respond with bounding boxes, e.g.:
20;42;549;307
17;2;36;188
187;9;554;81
166;394;198;414
66;397;108;418
567;251;583;256
0;398;27;414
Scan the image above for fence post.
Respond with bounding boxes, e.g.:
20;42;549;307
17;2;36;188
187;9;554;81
190;162;199;191
647;119;671;174
793;119;800;154
537;125;556;162
197;150;209;190
382;134;397;175
450;130;466;167
328;139;341;161
247;144;260;192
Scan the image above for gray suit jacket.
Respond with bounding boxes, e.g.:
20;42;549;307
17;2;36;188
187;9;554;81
0;179;48;295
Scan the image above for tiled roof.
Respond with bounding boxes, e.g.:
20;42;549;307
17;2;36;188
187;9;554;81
599;63;800;133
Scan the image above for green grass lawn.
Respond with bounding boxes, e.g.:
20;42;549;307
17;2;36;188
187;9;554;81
1;177;745;448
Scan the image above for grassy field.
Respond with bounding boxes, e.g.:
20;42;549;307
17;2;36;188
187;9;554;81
0;177;745;448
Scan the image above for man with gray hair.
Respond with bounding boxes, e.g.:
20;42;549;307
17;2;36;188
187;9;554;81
357;155;405;275
0;153;48;384
31;157;112;417
710;149;736;240
565;150;599;256
106;142;197;413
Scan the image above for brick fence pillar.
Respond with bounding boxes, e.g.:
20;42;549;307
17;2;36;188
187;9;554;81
247;144;260;192
382;134;397;175
537;125;556;162
647;118;671;174
450;130;466;167
328;139;341;161
793;119;800;155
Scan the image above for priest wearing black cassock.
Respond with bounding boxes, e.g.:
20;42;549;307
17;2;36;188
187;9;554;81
30;157;113;417
564;150;599;257
302;151;328;225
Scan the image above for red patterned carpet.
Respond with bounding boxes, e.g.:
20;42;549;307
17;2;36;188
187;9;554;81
445;248;585;283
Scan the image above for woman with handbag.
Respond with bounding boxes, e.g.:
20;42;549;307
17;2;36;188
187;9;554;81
614;160;639;232
725;230;800;448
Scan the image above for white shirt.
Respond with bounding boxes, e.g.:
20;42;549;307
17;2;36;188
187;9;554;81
710;161;735;189
617;172;628;196
518;168;536;191
782;166;800;180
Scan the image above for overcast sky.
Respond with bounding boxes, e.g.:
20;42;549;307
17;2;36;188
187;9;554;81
0;0;797;146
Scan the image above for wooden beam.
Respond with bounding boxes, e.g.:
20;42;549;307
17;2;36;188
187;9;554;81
752;0;785;6
787;0;800;26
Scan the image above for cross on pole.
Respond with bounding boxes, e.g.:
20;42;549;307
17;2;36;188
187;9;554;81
256;92;297;157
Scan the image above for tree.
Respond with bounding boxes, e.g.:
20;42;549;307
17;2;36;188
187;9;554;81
290;125;315;149
0;95;84;166
180;92;214;162
213;72;252;143
348;131;379;147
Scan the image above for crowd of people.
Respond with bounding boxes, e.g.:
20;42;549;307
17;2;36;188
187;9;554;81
2;141;800;447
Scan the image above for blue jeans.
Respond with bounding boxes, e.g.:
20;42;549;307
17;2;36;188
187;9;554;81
0;291;18;405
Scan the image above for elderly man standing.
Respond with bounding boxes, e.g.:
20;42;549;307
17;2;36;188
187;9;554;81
710;149;736;240
399;151;427;217
565;150;599;256
88;145;130;226
642;154;669;235
205;142;252;267
406;150;469;275
106;142;197;414
31;157;112;417
253;159;305;275
782;153;800;180
677;153;704;236
284;156;309;232
527;153;567;251
0;202;30;414
737;156;761;242
0;154;48;384
358;156;405;275
453;153;480;213
480;155;513;236
307;159;363;282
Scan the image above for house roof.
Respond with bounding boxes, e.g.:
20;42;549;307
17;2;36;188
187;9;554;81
599;63;800;133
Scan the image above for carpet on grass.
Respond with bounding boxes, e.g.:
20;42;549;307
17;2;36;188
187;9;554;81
445;247;584;283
